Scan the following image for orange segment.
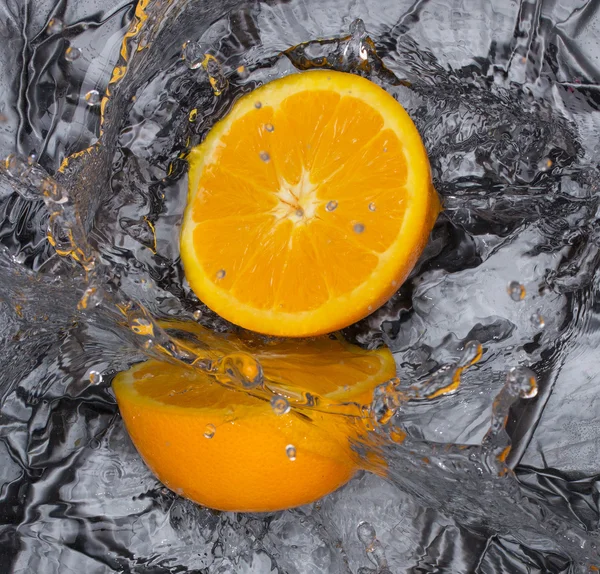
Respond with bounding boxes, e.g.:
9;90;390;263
112;321;397;512
192;167;276;221
310;95;384;182
181;70;440;337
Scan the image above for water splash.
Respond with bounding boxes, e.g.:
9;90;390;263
3;0;600;571
182;41;228;96
284;18;406;86
357;522;390;574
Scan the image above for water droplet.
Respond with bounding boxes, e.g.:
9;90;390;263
530;312;545;329
182;40;203;69
259;151;270;162
507;367;538;399
84;90;100;106
357;521;376;544
193;309;203;321
295;208;304;217
368;202;376;212
326;200;338;212
349;18;366;37
271;396;290;415
47;18;64;35
507;281;526;301
88;370;102;385
265;123;274;132
216;269;226;279
254;101;262;109
5;154;25;179
286;444;296;461
65;46;81;62
65;46;82;62
353;223;365;234
204;424;216;439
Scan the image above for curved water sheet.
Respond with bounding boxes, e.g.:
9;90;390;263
1;0;600;572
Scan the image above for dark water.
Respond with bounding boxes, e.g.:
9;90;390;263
1;0;600;572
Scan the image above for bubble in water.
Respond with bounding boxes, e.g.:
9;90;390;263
84;90;101;106
531;312;545;329
286;445;296;461
357;521;376;544
88;371;103;384
47;18;64;34
326;200;338;212
507;367;538;399
65;46;82;62
259;151;270;162
254;101;262;109
265;123;274;132
271;396;290;415
204;424;216;439
353;222;365;234
507;281;526;301
216;269;226;279
193;309;203;321
368;202;376;212
295;208;304;217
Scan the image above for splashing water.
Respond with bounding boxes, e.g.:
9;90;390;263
2;0;600;572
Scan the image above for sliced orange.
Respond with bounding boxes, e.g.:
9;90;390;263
181;70;439;337
112;321;396;512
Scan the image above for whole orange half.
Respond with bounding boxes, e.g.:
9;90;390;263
181;70;439;336
112;321;397;512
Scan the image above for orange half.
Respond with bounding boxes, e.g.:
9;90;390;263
181;70;439;336
112;321;396;512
